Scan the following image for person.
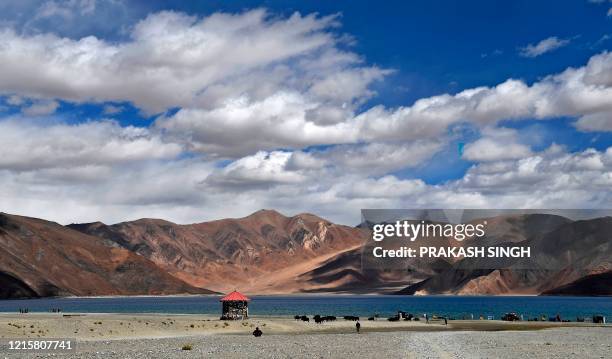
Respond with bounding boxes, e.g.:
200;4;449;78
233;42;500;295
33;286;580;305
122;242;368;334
355;321;361;333
444;317;448;326
252;327;263;337
425;313;428;324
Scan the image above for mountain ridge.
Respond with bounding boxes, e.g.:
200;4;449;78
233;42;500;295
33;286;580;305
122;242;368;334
1;210;610;298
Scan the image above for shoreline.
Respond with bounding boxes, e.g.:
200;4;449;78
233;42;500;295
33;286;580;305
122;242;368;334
1;313;610;358
4;293;611;301
1;313;609;341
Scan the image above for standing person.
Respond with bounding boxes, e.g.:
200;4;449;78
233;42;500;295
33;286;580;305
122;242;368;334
444;317;448;326
355;321;361;334
425;313;428;324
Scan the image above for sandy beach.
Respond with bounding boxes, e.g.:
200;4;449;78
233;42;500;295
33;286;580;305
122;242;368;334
0;313;610;358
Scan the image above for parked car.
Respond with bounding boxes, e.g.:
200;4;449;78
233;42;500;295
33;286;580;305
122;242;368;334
501;312;520;321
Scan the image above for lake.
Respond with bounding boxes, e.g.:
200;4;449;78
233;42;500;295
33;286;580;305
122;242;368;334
1;295;610;320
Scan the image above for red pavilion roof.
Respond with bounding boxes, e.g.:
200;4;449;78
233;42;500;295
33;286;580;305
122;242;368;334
220;290;250;302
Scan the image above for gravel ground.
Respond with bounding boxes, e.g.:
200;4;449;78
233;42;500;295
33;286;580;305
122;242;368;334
1;327;610;359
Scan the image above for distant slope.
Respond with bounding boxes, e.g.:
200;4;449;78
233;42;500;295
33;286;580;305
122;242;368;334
3;210;610;297
0;271;39;299
541;271;612;296
70;210;369;293
395;215;611;295
0;213;215;298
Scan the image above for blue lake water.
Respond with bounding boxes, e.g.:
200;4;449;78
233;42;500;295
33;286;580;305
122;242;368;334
1;295;610;320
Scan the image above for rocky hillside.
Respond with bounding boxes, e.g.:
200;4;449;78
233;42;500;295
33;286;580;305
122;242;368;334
1;210;609;298
541;271;612;296
396;215;612;295
70;210;369;293
0;213;215;299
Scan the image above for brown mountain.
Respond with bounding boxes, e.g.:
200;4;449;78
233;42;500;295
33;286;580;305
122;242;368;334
2;210;609;298
308;214;573;295
541;271;612;296
70;210;369;294
396;216;612;295
0;213;215;299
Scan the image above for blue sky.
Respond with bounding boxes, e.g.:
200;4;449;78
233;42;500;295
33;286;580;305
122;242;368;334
0;0;611;224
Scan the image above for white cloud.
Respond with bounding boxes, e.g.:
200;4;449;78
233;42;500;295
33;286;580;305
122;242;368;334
355;51;612;139
463;127;532;162
1;9;611;161
308;141;444;175
0;118;182;171
519;36;570;57
158;51;612;158
453;147;612;209
21;99;59;116
575;112;612;131
0;10;383;114
0;9;611;225
334;176;426;199
205;151;305;188
156;92;358;157
5;94;24;106
0;139;610;225
35;0;96;20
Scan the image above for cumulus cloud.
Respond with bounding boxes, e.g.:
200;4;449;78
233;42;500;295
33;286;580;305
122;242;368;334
21;99;59;116
462;127;532;162
2;9;612;161
156;92;358;157
157;51;612;158
0;9;611;225
334;176;426;199
519;36;570;57
305;141;444;175
205;151;305;189
354;52;612;139
575;112;612;131
0;118;182;171
454;146;612;207
0;10;385;114
5;94;24;106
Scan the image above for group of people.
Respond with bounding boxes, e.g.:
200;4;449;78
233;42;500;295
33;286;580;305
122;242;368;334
18;308;29;313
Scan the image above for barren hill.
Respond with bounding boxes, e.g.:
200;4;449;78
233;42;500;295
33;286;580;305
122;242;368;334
0;213;214;299
70;210;369;293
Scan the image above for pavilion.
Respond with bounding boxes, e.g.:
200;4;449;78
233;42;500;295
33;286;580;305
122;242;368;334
220;290;250;320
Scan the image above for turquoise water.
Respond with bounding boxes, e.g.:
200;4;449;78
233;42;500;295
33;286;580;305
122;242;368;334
1;296;610;320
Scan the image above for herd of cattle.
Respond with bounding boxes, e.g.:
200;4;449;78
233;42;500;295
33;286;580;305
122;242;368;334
293;312;419;323
294;315;364;323
294;315;342;323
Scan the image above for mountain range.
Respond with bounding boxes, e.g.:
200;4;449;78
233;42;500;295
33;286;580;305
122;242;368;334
0;210;610;298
